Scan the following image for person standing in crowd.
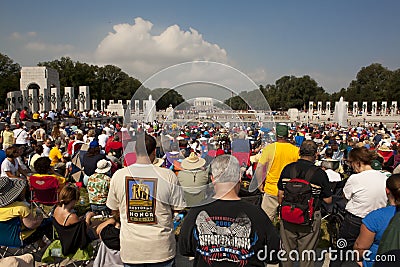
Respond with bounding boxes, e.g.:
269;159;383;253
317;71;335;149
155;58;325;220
278;140;332;267
19;107;29;121
0;123;15;150
179;155;281;266
98;130;109;150
42;138;52;157
87;159;112;215
13;122;29;146
32;123;47;144
354;174;400;267
82;140;107;185
107;133;186;266
255;123;299;221
10;108;20;125
177;152;209;207
330;147;388;267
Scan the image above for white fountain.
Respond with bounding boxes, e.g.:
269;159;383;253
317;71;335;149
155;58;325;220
333;96;348;127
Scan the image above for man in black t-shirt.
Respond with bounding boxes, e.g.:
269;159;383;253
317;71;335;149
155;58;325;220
278;140;332;267
179;155;281;266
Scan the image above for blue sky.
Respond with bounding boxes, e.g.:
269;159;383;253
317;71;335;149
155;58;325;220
1;0;399;94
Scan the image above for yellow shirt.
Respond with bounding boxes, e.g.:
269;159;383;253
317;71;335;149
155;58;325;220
49;147;62;166
32;112;40;120
1;130;14;147
259;142;299;196
0;202;36;240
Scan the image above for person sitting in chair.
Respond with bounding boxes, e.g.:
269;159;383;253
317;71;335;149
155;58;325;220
0;176;52;246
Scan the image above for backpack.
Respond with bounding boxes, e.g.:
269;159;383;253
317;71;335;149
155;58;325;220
280;166;317;225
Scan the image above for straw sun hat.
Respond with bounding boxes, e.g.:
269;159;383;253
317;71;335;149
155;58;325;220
181;152;206;170
0;177;26;207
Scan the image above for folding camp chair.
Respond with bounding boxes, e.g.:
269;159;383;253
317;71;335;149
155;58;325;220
29;175;59;217
0;217;39;258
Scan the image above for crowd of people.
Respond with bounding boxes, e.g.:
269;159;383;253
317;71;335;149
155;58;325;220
0;106;400;267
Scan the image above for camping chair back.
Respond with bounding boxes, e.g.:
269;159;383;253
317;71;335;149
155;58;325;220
0;217;23;248
29;175;59;206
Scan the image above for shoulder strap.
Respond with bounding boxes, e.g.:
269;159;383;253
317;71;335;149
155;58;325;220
63;213;73;226
15;129;24;139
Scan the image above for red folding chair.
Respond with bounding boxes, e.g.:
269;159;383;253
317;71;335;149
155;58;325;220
29;175;59;217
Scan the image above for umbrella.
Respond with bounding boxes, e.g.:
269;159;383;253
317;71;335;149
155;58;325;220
70;143;89;182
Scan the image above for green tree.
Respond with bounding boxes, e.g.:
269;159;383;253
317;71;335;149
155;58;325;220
0;53;21;108
151;88;185;110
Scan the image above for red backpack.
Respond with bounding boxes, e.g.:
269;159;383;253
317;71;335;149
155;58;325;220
280;166;318;225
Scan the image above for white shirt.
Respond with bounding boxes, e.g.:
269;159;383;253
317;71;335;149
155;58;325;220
13;128;28;145
1;159;18;177
344;169;388;218
325;169;341;182
98;134;109;148
42;144;51;157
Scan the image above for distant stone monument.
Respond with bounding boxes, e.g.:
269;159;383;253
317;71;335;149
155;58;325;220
381;101;387;116
143;95;156;122
19;66;60;112
309;101;314;114
326;102;331;116
78;86;90;111
352;102;358;116
362;101;368;116
391;101;398;116
317;101;322;115
372;101;377;116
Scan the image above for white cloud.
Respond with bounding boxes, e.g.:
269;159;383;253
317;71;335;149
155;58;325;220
94;17;228;81
9;32;23;40
25;42;74;53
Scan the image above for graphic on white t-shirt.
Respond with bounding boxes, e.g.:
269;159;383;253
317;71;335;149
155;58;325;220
126;177;157;224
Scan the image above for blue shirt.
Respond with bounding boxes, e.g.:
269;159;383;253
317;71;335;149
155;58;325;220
0;150;6;166
362;205;396;267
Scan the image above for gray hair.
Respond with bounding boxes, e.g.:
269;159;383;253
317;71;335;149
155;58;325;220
210;155;241;183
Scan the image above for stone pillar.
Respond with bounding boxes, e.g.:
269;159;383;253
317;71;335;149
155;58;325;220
78;86;90;111
326;102;331;116
38;88;50;112
391;101;397;116
109;100;114;105
64;87;75;110
308;101;313;114
28;89;39;112
100;100;106;111
22;90;29;111
353;102;358;116
317;101;322;115
372;101;377;116
362;101;368;116
381;101;387;116
92;100;98;110
50;87;61;111
126;100;132;109
118;100;123;105
134;100;140;115
143;95;156;122
6;92;15;111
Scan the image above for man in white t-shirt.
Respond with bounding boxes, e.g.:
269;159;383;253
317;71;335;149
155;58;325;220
98;130;109;149
13;123;29;146
107;134;186;266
